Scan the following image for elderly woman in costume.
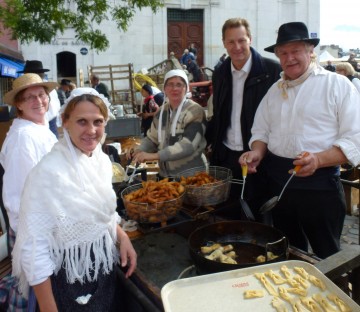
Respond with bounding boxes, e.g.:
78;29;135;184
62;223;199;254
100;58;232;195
12;88;137;311
0;74;58;311
132;69;207;177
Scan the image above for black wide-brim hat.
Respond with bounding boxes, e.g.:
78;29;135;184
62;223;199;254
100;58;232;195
17;60;50;74
264;22;320;53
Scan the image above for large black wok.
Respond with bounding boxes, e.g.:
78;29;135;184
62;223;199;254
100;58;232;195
188;221;288;274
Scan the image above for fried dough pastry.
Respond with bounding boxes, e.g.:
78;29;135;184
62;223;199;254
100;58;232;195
243;290;265;299
313;293;338;312
201;243;221;254
202;243;237;264
309;275;326;291
124;180;185;203
300;297;322;312
286;287;307;297
294;267;309;280
327;293;351;312
180;172;218;186
272;297;288;312
254;273;278;297
293;274;310;289
265;269;287;285
278;286;293;302
280;265;293;279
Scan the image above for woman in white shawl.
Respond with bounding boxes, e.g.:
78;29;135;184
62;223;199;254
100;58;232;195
12;88;137;311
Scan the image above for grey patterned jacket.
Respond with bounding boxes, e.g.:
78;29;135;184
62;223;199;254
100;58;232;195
139;99;207;177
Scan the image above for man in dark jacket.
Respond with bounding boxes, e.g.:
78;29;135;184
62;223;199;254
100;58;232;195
90;74;110;99
206;18;281;220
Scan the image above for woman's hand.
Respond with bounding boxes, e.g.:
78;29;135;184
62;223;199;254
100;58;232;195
132;151;159;163
125;148;135;161
117;225;137;278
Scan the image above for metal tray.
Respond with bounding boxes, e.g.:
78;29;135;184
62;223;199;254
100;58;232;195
161;260;360;312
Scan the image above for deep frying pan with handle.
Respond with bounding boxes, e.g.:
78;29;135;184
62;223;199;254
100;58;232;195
188;220;289;274
259;152;310;214
239;164;256;221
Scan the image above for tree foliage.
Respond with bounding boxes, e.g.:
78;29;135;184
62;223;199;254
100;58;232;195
0;0;164;51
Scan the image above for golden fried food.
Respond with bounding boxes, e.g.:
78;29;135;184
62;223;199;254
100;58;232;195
265;269;287;285
180;171;219;186
327;293;352;312
309;275;326;291
272;297;288;312
256;251;279;263
243;290;265;299
300;297;322;312
201;243;238;264
124;180;185;204
123;179;185;223
254;273;278;297
313;293;338;312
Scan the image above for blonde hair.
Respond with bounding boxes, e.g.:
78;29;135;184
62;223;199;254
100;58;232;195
222;18;251;40
274;42;317;62
335;62;355;76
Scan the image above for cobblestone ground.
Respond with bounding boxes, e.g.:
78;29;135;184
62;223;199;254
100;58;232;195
341;212;359;246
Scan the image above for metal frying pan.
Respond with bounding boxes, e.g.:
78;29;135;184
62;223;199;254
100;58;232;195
259;152;309;214
188;221;288;274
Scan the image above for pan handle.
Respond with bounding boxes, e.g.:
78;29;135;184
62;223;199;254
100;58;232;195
265;236;289;261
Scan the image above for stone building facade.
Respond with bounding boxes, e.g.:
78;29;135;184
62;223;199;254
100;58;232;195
19;0;320;86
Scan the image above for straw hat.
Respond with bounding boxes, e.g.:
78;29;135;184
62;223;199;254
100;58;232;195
4;74;58;105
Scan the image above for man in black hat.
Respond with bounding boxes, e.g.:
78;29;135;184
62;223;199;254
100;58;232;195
18;60;61;138
239;22;360;259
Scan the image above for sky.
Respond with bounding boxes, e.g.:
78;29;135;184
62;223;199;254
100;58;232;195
320;0;360;51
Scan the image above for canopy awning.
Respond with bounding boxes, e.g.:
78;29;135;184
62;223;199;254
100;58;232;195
0;57;24;78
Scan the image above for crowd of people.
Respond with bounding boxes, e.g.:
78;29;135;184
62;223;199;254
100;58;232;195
1;17;360;311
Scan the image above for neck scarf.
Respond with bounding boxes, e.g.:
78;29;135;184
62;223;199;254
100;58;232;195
12;138;118;297
278;61;316;99
158;96;187;143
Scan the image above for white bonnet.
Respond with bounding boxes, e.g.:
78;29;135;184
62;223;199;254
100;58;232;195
60;87;114;122
164;69;190;93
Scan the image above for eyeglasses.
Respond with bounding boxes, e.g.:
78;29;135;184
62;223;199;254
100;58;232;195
22;92;49;104
166;83;186;89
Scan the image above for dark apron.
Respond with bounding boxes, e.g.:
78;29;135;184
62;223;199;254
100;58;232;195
51;260;117;311
263;152;340;191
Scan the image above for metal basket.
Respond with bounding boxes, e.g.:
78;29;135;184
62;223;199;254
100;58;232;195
177;166;233;206
121;183;184;224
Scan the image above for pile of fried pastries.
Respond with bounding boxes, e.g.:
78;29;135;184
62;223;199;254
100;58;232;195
201;243;238;264
243;265;352;312
179;171;219;186
122;179;185;223
180;171;229;206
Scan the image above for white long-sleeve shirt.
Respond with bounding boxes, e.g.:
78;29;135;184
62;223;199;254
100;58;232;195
0;118;57;232
249;66;360;166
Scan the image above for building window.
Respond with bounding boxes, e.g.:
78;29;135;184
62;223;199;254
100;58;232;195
168;9;203;22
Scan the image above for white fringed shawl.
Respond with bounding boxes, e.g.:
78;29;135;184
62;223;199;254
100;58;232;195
12;138;119;296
